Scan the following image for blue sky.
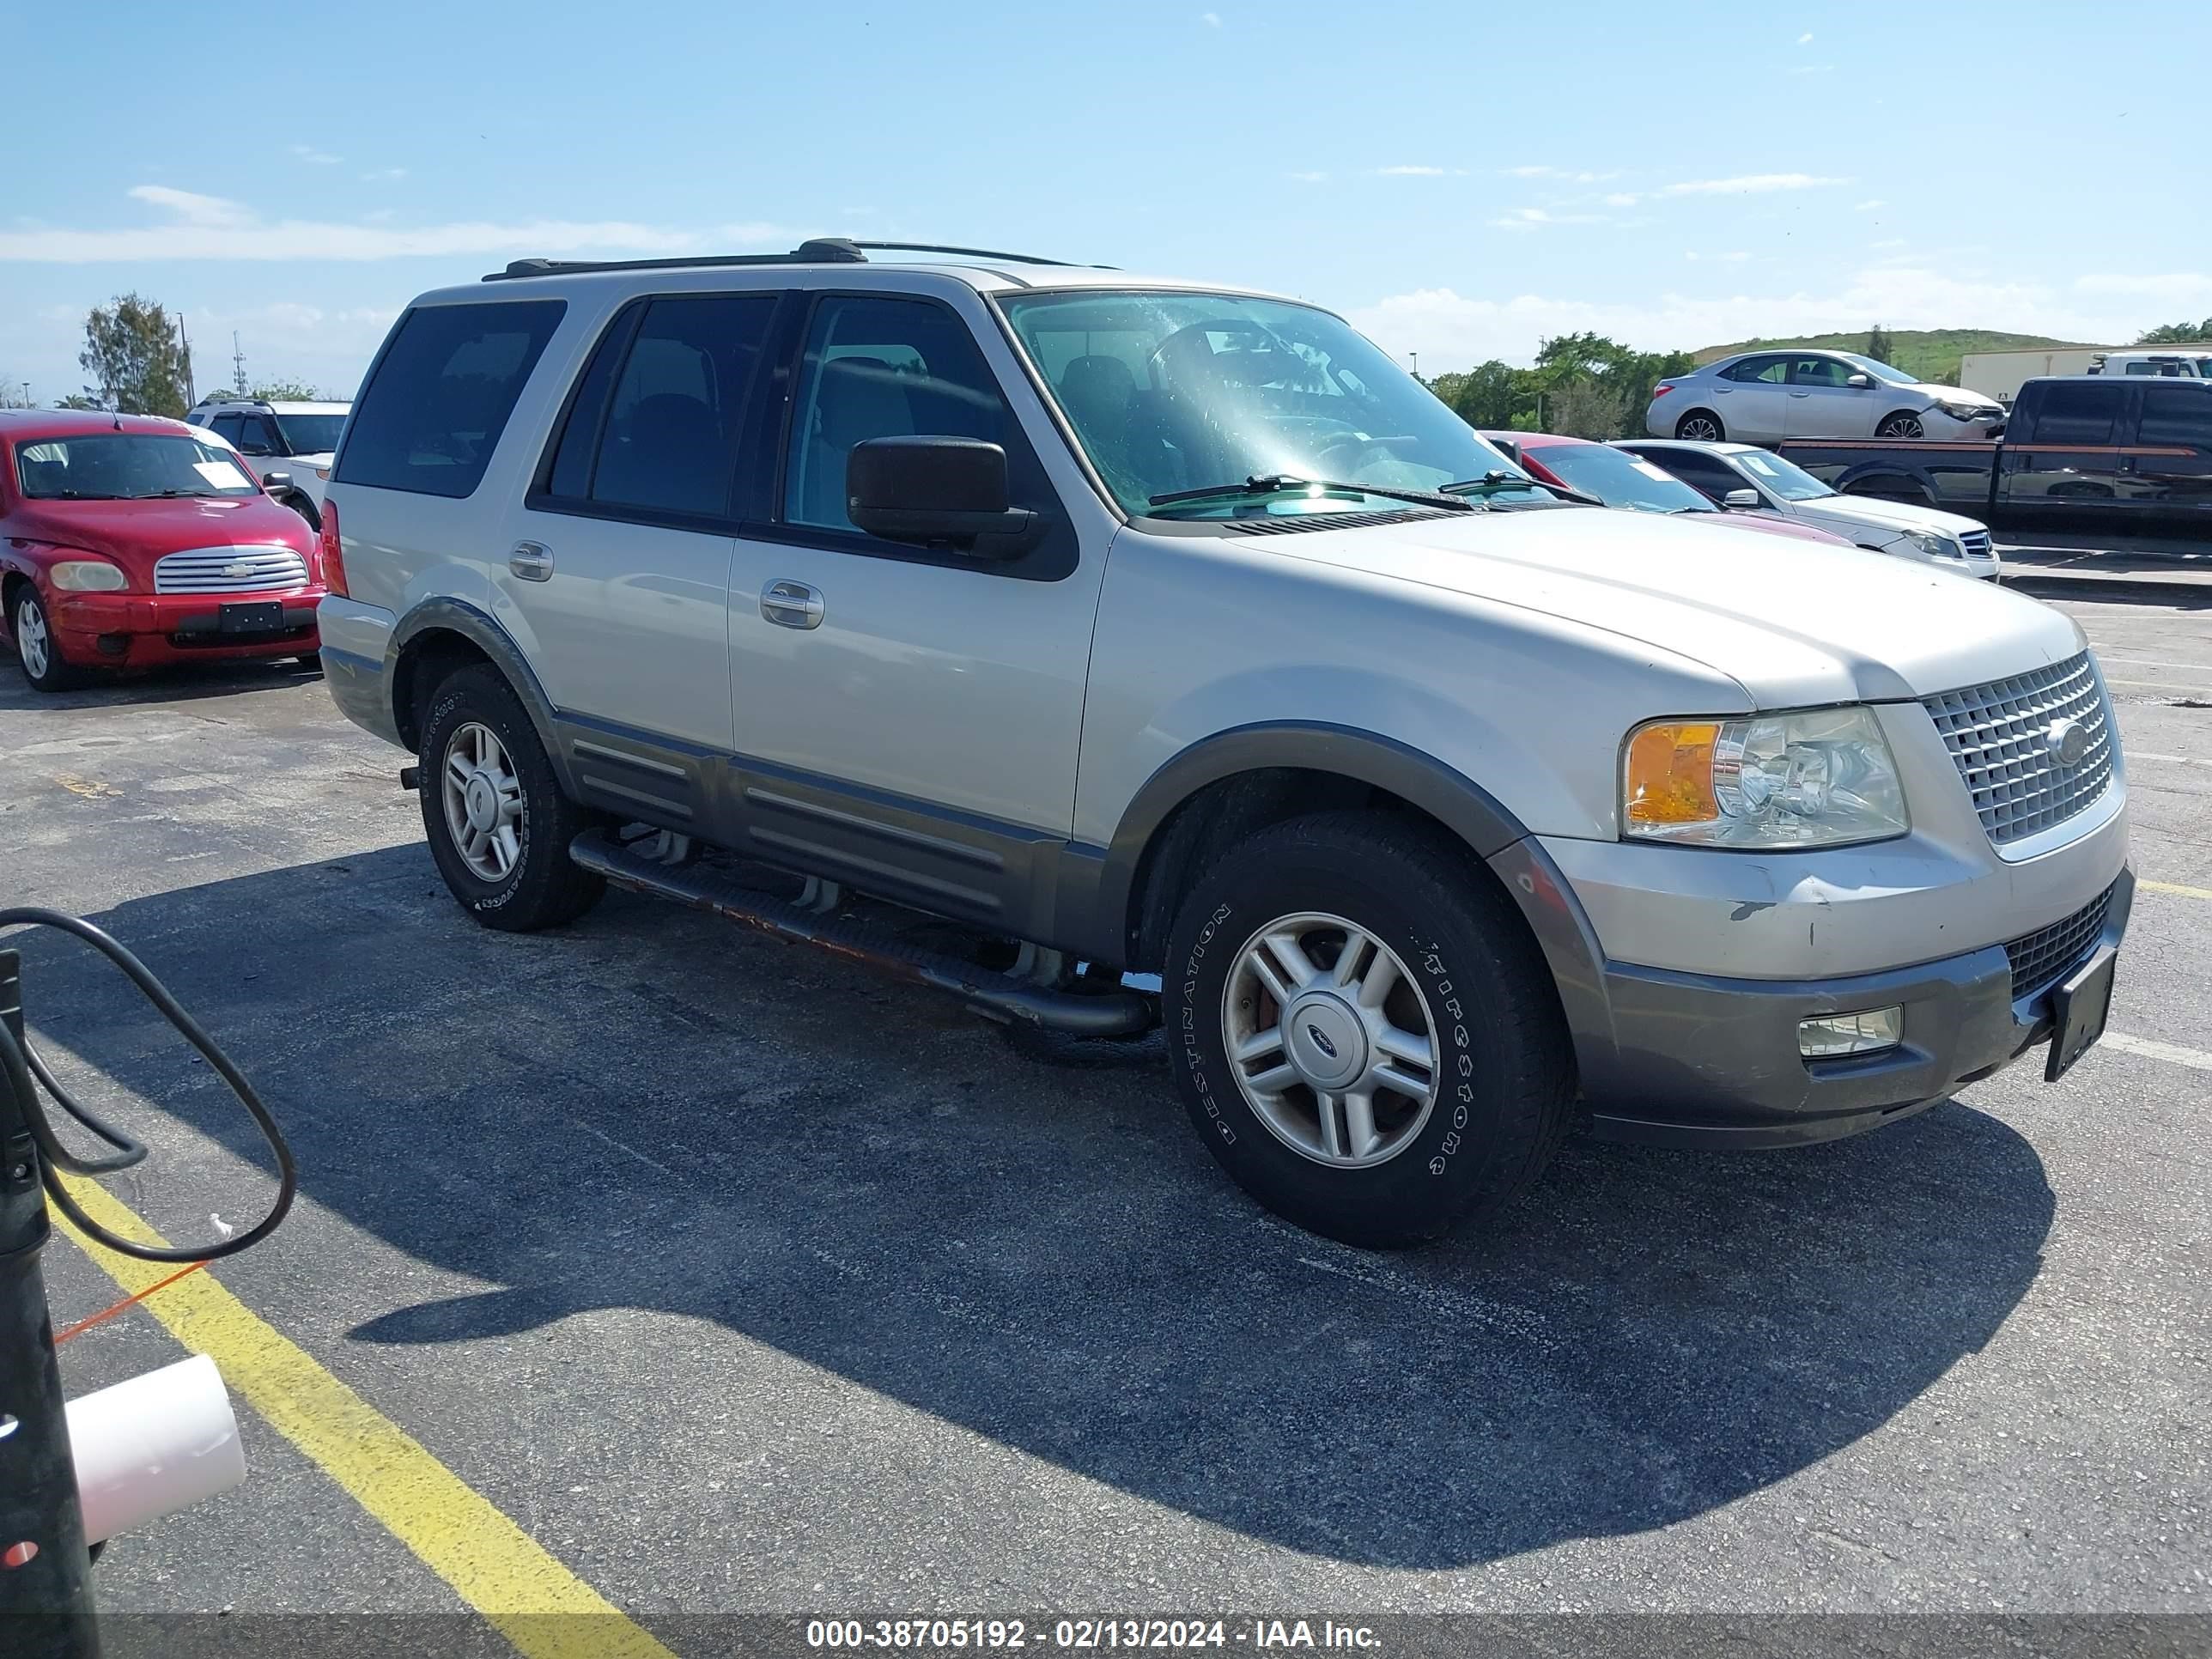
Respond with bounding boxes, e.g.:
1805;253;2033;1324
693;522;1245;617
6;0;2208;404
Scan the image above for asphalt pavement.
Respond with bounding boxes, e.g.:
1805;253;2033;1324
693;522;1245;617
3;592;2208;1653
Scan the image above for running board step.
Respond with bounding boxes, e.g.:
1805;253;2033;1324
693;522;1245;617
568;830;1156;1037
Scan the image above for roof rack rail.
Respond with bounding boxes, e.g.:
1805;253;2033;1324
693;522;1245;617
483;236;1103;283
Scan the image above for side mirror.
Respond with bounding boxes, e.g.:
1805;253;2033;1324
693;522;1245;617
238;441;273;456
1845;373;1875;389
1722;488;1762;510
260;471;294;491
847;436;1040;557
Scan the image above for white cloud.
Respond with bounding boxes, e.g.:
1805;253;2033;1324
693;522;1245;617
1602;191;1640;208
1503;166;1620;183
0;188;795;263
1376;165;1454;177
1349;265;2191;367
1787;63;1834;76
1797;31;1814;44
1872;237;1907;249
1490;207;1604;231
291;145;341;165
1661;173;1847;197
125;185;252;228
360;167;408;182
1200;9;1221;21
1284;170;1328;184
1853;198;1886;211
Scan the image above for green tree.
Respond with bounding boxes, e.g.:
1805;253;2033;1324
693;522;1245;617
77;294;192;416
54;393;106;410
1865;325;1895;365
2136;317;2212;345
247;380;331;402
1431;360;1525;429
1547;379;1626;441
0;375;37;410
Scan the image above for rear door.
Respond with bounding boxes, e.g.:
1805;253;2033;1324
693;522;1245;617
1997;380;2132;543
1708;355;1791;443
2129;382;2212;544
1784;354;1879;438
495;291;781;784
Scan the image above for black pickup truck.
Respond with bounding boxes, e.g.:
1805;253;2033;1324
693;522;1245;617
1778;375;2212;554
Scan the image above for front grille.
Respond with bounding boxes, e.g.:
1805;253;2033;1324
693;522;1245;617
153;545;310;595
2005;883;2115;1002
1923;653;2114;846
1958;529;1993;558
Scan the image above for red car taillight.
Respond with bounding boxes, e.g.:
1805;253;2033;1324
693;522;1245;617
319;498;348;598
1651;382;1676;398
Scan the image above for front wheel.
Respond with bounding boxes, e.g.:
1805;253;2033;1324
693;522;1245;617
12;588;84;692
1164;813;1574;1248
1674;410;1725;442
1875;411;1925;440
416;664;605;932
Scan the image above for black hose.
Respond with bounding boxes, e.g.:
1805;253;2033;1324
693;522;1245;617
0;906;295;1262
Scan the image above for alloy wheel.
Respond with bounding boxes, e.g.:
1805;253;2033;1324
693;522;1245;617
1878;413;1925;439
1678;415;1722;441
441;720;525;881
15;599;50;680
1222;911;1441;1168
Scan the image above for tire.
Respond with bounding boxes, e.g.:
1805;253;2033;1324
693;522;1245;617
1674;410;1725;442
416;664;605;932
1875;411;1925;440
11;587;84;693
1163;811;1574;1249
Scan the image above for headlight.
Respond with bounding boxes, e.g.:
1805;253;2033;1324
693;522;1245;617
1935;400;1989;422
1905;529;1961;561
1623;707;1909;848
49;559;128;592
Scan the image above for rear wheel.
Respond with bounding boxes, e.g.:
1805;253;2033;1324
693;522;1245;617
1674;410;1725;441
417;665;605;932
12;588;84;693
1164;812;1574;1248
1876;410;1925;439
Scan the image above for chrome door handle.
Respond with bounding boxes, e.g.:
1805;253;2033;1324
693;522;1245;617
761;580;823;630
1789;390;1811;398
508;540;555;581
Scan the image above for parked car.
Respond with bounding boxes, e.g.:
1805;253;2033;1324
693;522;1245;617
2088;349;2212;380
1482;431;1854;547
1648;350;2006;445
0;410;325;690
319;240;2128;1247
1774;376;2212;556
184;397;351;528
1614;440;2002;579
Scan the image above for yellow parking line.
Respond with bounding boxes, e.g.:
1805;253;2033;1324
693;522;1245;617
2142;878;2212;902
53;1173;678;1659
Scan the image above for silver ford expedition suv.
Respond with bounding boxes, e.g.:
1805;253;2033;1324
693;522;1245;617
315;240;2130;1248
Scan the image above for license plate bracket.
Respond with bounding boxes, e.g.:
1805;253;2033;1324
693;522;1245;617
2045;945;2118;1082
218;600;285;635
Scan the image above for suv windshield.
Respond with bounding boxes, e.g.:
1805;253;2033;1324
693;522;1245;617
272;412;346;453
1000;290;1540;518
1733;449;1836;501
1527;444;1714;514
15;433;261;501
1840;354;1920;386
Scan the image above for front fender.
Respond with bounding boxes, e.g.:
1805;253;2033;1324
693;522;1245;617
388;597;580;796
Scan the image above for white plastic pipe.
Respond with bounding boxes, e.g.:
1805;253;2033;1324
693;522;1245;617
65;1353;246;1544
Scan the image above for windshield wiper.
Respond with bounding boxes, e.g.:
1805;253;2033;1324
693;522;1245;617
143;488;224;499
1441;470;1604;508
1149;474;1476;514
37;490;123;501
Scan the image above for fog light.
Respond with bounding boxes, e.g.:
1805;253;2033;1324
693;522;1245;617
1798;1006;1904;1059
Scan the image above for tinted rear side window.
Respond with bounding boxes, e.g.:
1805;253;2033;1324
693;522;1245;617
336;300;564;498
2140;386;2212;449
2028;382;2124;445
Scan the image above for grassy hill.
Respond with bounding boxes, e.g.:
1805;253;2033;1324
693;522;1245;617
1692;329;2090;385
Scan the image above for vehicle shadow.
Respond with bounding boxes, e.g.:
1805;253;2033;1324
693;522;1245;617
0;649;319;712
37;843;2053;1571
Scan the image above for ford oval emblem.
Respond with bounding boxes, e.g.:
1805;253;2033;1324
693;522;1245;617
1306;1024;1339;1060
2045;717;2089;767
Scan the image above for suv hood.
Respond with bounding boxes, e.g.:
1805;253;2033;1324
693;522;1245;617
1802;493;1988;538
1269;505;2076;708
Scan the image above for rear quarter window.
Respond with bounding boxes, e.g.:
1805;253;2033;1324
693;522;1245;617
335;300;565;498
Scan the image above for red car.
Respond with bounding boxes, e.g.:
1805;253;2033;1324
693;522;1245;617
1;410;325;691
1480;429;1852;547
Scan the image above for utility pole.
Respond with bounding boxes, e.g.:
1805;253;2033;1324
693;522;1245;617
178;315;196;409
0;951;102;1658
231;333;248;398
1409;350;1419;382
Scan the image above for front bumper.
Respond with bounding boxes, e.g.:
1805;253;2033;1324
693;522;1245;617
49;586;324;666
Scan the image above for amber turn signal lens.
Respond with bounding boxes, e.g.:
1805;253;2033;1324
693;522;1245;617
1624;722;1720;828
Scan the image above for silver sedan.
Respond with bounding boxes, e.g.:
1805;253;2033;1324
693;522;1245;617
1646;349;2007;445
